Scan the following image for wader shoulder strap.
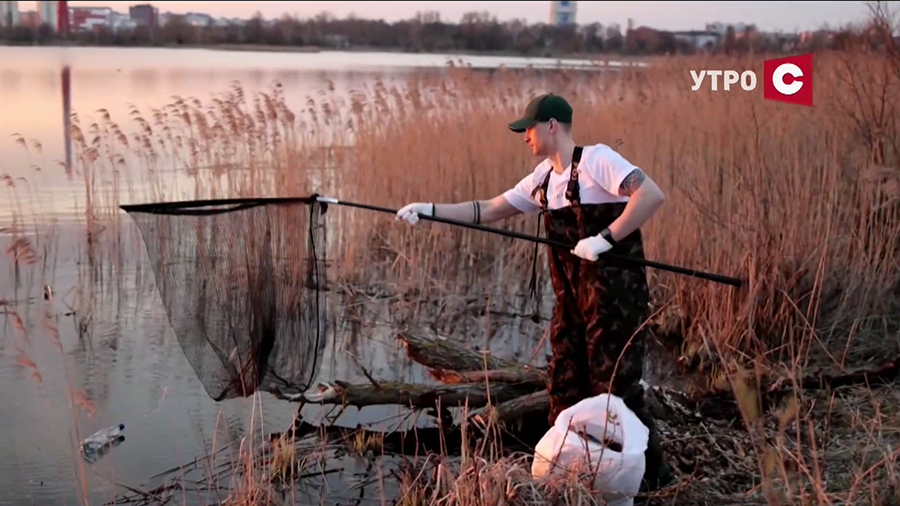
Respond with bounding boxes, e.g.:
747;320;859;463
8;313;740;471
531;170;552;211
528;174;550;297
566;146;583;205
527;146;583;299
530;146;583;211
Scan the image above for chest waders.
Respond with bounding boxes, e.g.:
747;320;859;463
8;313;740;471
530;146;672;491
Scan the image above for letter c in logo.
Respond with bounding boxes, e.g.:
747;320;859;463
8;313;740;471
773;63;804;96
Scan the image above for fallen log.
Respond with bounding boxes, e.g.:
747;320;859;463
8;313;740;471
275;333;715;458
397;331;521;372
401;333;900;419
472;390;552;429
270;331;900;477
274;379;542;410
430;368;547;387
282;332;900;434
395;333;680;425
276;333;691;426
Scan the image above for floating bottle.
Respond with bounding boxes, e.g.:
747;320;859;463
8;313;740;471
81;423;125;452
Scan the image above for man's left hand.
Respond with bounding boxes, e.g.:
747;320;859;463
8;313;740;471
571;235;612;261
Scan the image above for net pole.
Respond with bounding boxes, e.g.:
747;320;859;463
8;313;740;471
119;196;745;288
314;196;745;288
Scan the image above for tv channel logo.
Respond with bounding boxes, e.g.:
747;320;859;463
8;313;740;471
690;53;814;107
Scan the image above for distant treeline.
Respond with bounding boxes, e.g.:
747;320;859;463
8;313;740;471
0;9;896;57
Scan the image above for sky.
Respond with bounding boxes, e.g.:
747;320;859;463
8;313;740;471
44;1;896;33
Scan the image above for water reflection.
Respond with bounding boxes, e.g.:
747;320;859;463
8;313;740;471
0;45;608;180
0;209;553;505
1;49;417;183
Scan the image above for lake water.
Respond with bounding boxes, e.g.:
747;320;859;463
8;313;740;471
0;46;617;506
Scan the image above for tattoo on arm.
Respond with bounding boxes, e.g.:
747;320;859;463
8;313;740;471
618;169;646;197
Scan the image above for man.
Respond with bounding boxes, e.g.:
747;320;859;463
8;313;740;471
395;93;672;491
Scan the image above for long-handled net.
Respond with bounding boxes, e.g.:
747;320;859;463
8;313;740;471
122;197;329;401
122;195;743;402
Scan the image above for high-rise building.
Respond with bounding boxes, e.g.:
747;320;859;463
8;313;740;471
549;0;577;26
0;1;21;28
129;3;158;27
37;1;58;29
69;6;112;31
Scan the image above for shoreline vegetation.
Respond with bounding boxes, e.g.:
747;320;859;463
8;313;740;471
2;4;900;506
0;40;636;62
2;3;896;59
0;39;658;63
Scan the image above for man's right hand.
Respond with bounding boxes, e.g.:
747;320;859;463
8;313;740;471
396;202;433;225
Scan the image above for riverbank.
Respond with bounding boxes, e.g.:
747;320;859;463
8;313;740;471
0;39;651;63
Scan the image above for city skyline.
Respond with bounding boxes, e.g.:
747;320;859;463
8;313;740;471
20;1;889;33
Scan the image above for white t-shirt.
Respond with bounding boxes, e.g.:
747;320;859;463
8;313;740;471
502;143;639;213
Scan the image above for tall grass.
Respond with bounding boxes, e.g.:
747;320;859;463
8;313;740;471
5;47;899;370
319;52;899;372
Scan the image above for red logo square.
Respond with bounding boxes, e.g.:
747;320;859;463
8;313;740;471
763;53;814;107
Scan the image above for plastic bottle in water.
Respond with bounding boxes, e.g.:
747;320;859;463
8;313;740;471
81;423;125;452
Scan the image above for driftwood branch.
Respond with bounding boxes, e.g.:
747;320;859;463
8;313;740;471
472;390;552;427
275;380;540;410
397;332;521;371
276;333;675;425
429;368;547;387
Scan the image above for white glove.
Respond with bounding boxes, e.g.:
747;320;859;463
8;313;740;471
571;234;613;261
396;202;433;225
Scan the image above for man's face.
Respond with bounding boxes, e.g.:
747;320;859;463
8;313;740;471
523;121;554;156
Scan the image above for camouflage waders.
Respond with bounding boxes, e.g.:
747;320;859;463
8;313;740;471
531;146;672;491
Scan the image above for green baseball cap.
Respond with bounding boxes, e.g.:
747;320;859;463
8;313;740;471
507;93;573;133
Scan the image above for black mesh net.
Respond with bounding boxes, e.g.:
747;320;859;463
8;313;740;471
123;197;329;401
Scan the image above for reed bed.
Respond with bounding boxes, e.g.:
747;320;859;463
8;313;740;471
2;36;900;506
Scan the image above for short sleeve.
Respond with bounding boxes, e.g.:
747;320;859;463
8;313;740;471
584;146;640;196
502;169;544;214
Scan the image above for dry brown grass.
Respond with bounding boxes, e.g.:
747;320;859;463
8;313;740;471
34;50;898;373
3;27;900;506
339;50;900;373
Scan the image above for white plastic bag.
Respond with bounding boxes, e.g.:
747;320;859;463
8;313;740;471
531;394;649;506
